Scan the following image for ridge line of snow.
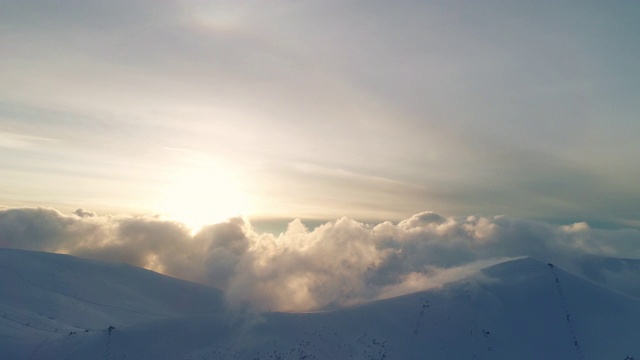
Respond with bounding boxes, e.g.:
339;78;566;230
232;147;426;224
0;264;175;318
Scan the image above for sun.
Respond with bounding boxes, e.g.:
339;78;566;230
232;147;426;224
157;162;251;233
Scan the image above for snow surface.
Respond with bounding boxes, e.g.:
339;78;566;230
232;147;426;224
2;249;640;359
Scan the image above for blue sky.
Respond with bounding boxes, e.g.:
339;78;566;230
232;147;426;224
1;0;639;230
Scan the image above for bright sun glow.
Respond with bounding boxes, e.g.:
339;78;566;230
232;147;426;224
157;161;251;233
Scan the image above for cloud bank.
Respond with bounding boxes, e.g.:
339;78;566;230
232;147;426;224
1;207;639;311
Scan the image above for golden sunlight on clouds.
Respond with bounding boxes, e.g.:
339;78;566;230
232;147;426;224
156;158;251;233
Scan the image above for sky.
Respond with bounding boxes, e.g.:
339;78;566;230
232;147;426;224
1;0;640;230
1;0;640;311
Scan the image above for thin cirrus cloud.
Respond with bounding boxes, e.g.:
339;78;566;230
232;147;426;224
2;207;639;312
1;1;640;227
0;131;56;150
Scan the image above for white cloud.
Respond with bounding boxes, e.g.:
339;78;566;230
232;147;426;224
561;222;590;233
1;207;639;312
0;131;55;150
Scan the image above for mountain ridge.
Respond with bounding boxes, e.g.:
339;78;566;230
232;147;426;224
2;249;640;359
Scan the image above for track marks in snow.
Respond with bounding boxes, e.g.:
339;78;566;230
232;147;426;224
548;263;585;360
406;297;430;360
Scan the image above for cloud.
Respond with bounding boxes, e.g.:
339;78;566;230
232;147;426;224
2;0;640;231
375;257;520;301
1;207;639;312
73;208;96;218
0;131;56;150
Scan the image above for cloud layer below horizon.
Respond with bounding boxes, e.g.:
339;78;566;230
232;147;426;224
2;207;639;312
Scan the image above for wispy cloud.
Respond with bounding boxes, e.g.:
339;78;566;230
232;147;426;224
0;131;56;150
1;1;640;242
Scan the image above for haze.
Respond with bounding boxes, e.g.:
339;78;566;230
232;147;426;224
1;0;639;230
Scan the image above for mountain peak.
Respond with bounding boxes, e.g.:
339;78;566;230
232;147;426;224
3;250;640;359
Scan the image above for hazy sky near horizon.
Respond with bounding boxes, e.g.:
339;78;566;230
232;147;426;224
1;0;639;229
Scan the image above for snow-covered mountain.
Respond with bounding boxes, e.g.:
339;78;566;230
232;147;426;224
0;248;226;359
2;248;639;360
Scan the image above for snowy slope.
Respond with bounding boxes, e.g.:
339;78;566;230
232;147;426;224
0;248;225;359
3;250;640;360
572;254;640;298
